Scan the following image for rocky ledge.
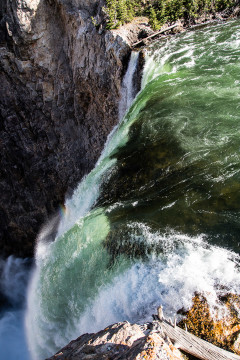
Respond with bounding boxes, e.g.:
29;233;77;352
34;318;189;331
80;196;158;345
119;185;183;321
46;293;240;360
178;293;240;355
46;321;184;360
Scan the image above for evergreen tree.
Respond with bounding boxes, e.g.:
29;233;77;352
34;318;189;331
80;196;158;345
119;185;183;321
104;0;235;30
117;0;129;24
149;7;160;30
105;0;118;29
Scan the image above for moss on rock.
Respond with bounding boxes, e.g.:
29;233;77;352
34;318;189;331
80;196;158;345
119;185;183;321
178;293;240;355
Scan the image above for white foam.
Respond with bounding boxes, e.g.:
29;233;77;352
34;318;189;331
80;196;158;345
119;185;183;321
75;225;240;335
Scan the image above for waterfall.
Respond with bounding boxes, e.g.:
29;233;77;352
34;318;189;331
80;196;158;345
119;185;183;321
25;51;140;360
118;51;140;121
25;18;240;360
54;51;140;240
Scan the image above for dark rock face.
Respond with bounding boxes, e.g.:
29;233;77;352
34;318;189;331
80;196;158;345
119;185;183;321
0;0;131;257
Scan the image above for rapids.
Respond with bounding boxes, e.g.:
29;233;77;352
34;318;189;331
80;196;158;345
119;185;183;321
25;19;240;360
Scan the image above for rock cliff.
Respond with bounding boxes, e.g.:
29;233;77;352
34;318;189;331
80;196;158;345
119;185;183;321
0;0;140;257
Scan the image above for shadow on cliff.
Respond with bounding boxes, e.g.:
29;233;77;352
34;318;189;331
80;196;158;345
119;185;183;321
0;0;130;258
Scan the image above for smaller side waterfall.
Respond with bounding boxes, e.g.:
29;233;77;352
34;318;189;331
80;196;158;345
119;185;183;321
118;51;140;121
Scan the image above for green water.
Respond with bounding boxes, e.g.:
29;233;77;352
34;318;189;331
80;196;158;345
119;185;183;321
99;20;240;253
26;19;240;360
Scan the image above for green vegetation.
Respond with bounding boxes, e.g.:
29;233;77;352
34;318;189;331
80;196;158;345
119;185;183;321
104;0;235;30
104;0;142;29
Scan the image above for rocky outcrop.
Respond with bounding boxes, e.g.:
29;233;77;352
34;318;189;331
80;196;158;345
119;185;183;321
45;294;240;360
0;0;139;257
46;321;184;360
178;293;240;355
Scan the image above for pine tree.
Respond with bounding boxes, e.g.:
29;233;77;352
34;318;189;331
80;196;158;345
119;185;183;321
117;0;129;24
149;7;160;30
105;0;118;29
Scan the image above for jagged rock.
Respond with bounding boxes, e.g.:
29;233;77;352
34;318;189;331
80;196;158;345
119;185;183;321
46;321;184;360
0;0;147;257
172;20;185;34
112;17;154;46
178;293;240;355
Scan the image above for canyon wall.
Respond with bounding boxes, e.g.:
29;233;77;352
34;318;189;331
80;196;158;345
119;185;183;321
0;0;132;257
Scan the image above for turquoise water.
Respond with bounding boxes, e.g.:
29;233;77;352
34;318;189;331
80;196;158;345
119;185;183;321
26;19;240;360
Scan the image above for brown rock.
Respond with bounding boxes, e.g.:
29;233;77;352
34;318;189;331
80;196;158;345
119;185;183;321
122;332;184;360
172;20;185;34
178;293;240;355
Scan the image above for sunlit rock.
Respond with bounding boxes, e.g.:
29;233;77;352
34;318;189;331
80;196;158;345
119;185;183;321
178;293;240;355
46;321;184;360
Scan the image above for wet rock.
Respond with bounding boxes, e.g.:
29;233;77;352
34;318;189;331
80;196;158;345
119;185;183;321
46;321;184;360
138;28;154;40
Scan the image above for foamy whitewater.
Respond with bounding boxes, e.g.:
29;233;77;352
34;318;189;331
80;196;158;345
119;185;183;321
22;19;240;360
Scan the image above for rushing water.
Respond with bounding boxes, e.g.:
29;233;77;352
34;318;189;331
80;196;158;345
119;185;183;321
24;19;240;360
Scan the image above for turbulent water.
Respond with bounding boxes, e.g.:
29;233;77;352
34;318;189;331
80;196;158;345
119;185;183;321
25;19;240;360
